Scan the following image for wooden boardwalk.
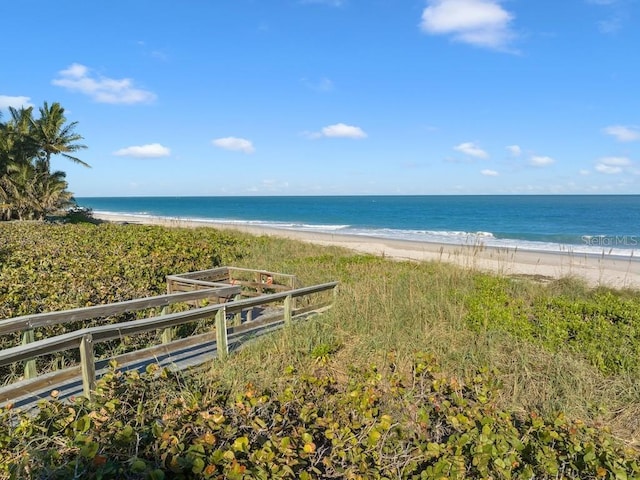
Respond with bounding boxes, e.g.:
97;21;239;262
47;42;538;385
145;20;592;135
0;267;337;411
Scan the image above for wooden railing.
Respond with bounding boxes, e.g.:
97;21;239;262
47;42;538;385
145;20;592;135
0;286;240;380
167;266;298;296
0;280;338;403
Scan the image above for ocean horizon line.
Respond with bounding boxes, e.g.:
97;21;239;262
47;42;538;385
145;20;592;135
77;193;640;199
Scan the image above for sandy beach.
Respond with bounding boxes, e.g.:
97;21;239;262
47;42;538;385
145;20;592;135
94;213;640;290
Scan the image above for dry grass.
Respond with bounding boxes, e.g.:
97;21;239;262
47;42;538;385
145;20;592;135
203;232;640;445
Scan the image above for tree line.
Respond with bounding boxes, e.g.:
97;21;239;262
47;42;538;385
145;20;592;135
0;102;89;221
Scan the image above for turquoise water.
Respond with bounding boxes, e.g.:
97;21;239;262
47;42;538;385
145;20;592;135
77;195;640;256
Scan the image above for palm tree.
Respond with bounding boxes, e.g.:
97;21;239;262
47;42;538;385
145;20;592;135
1;162;39;220
0;114;6;178
2;107;38;170
0;102;88;221
30;102;89;172
1;107;35;219
33;170;74;219
0;175;12;220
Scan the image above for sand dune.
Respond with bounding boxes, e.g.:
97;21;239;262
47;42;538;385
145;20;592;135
94;213;640;290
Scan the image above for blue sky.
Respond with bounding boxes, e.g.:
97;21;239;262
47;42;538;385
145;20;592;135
1;0;639;196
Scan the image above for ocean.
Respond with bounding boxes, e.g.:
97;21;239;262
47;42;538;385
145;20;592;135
76;195;640;257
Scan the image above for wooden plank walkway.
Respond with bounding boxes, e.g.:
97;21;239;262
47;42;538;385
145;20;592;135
0;268;337;412
2;307;307;410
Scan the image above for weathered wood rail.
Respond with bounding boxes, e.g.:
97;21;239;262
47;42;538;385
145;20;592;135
1;286;239;380
0;267;337;410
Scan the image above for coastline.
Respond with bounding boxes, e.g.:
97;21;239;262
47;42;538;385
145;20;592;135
93;213;640;290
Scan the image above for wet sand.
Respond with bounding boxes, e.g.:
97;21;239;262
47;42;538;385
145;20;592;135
94;213;640;289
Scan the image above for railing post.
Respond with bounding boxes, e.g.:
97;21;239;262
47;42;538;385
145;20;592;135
79;334;96;400
22;329;37;379
256;272;263;295
160;306;174;344
284;294;292;325
289;276;297;311
233;295;242;327
215;307;228;359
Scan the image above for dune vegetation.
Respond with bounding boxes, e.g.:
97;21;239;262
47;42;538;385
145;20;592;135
1;221;640;479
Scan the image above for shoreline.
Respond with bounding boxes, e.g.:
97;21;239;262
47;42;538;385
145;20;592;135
93;213;640;290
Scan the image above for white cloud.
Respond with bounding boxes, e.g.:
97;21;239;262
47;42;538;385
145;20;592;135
506;144;521;156
52;63;157;104
262;179;290;190
598;16;623;33
579;169;591;175
307;123;367;139
481;169;499;176
595;164;622;174
420;0;515;50
113;143;171;158
454;142;489;158
595;156;631;174
301;77;334;92
587;0;626;33
603;125;640;142
529;155;555;167
300;0;344;5
600;156;631;166
212;137;255;153
323;123;367;138
0;95;34;109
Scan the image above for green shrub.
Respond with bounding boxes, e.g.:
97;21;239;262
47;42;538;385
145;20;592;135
2;222;640;478
2;354;638;479
0;222;249;379
464;274;640;375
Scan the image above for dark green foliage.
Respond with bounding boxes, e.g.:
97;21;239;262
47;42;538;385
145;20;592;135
465;275;640;375
0;222;248;317
55;206;102;224
0;222;248;379
1;223;640;478
1;354;638;479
